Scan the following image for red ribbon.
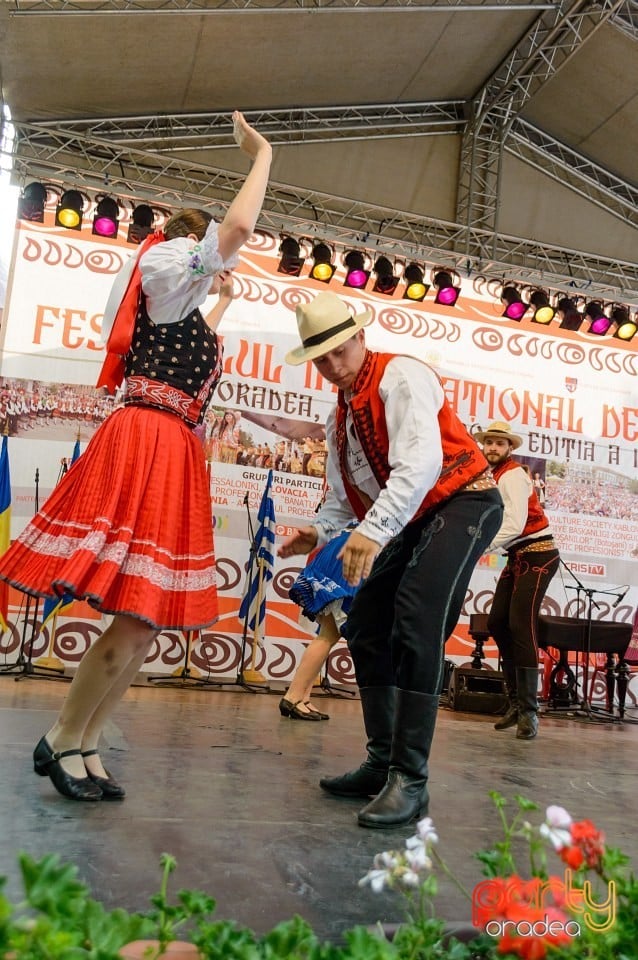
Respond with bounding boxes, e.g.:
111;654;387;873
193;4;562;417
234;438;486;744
96;230;166;393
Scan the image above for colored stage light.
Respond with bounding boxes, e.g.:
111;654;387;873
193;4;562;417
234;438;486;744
403;263;429;302
309;242;336;283
529;290;555;324
433;270;460;306
127;204;155;244
557;297;583;331
501;286;528;320
17;182;47;222
611;306;637;341
585;301;612;335
372;256;399;295
92;196;120;238
278;236;304;276
55;190;84;230
343;250;369;289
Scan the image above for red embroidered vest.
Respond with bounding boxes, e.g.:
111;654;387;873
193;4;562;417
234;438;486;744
492;458;549;538
334;351;489;522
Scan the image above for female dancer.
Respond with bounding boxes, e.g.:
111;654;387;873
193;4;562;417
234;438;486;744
0;112;271;801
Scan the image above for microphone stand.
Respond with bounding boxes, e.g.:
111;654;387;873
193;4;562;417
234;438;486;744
546;559;626;723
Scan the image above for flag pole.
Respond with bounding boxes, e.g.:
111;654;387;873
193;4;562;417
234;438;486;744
242;557;266;684
33;607;65;672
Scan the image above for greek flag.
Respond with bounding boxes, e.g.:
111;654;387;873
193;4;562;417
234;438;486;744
41;437;82;626
238;469;276;633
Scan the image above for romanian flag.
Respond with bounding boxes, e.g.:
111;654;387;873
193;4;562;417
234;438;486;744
41;437;82;626
0;434;11;633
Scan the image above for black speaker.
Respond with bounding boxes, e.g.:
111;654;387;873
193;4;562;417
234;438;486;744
448;666;508;714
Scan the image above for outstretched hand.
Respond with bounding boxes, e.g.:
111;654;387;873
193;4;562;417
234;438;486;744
277;526;318;559
232;110;271;161
337;530;381;587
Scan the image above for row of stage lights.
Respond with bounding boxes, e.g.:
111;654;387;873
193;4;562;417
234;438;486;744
278;236;637;342
16;184;637;343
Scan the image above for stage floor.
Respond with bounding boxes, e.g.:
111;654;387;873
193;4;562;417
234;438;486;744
1;676;637;943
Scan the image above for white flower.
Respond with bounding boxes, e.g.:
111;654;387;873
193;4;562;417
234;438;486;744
397;868;421;889
404;844;433;873
374;850;401;869
413;817;439;847
359;868;391;893
540;805;573;850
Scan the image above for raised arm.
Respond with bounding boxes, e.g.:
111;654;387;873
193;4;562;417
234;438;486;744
217;112;272;264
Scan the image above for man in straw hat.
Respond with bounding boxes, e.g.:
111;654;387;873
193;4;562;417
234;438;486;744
278;290;503;828
475;421;560;740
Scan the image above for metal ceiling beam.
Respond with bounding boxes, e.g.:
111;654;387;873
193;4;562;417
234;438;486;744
10;122;638;301
609;0;638;39
31;102;467;147
507;118;638;228
8;0;559;15
456;0;625;249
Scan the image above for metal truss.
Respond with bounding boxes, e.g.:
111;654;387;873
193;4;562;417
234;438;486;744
456;0;626;246
30;103;466;148
507;118;638;228
7;0;560;16
609;0;638;39
10;121;638;301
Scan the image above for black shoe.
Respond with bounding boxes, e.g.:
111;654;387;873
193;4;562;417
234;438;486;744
279;698;321;721
33;737;103;801
82;750;126;800
516;711;539;740
304;701;330;720
320;762;388;798
494;703;518;730
357;769;428;829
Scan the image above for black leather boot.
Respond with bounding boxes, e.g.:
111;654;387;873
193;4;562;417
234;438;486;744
319;686;395;798
516;666;539;740
357;690;439;829
494;659;518;730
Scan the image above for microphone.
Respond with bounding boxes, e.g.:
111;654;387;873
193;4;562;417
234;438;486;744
243;491;249;506
613;587;629;609
35;468;39;483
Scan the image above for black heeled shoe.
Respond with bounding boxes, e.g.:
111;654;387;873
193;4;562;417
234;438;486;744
33;737;103;801
82;750;126;800
278;698;321;721
304;701;330;720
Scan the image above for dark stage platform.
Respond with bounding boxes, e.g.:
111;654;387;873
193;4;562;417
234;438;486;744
1;678;637;943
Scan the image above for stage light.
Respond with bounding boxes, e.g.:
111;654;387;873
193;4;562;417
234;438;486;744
92;196;120;238
343;250;369;289
529;289;555;325
501;285;528;320
127;204;154;244
17;182;47;222
403;263;429;302
55;189;84;230
611;306;636;341
277;236;304;276
557;297;583;331
585;301;612;335
309;242;336;283
372;256;399;296
433;270;460;306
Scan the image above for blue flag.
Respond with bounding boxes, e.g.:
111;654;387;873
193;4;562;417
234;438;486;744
41;437;82;626
238;469;276;633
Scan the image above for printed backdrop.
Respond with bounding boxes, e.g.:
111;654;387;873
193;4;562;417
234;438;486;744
0;218;636;693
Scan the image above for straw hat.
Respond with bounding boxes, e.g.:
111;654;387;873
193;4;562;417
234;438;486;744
285;291;373;365
474;421;523;450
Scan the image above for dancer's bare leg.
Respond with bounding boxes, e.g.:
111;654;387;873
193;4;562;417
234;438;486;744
285;614;340;711
45;615;157;777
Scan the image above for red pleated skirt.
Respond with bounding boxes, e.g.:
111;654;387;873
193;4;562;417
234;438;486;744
0;405;218;630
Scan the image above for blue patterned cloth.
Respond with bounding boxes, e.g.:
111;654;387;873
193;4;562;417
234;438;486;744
289;529;357;627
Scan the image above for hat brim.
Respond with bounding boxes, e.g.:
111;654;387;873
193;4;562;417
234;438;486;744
475;430;523;450
285;308;374;365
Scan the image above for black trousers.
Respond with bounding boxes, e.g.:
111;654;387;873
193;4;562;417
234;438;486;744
345;488;503;694
487;545;560;669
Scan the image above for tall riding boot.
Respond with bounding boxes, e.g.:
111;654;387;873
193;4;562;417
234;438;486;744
516;667;539;740
494;659;518;731
319;686;395;798
357;690;439;829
